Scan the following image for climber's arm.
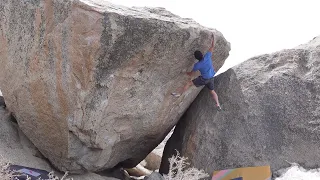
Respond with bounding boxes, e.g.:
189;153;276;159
186;63;200;76
186;71;196;76
208;34;215;52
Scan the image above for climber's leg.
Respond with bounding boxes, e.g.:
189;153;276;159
171;76;204;97
171;80;193;97
210;90;220;108
206;78;221;110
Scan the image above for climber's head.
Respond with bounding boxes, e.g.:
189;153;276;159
194;50;203;61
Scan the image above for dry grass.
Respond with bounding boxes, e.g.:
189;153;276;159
1;162;15;180
163;151;209;180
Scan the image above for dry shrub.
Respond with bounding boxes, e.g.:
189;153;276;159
163;151;209;180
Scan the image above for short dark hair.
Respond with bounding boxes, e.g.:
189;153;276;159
194;50;203;61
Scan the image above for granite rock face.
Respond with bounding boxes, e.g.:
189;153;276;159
144;172;165;180
0;108;52;171
0;0;230;173
160;36;320;175
0;96;5;108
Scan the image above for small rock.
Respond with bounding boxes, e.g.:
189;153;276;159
144;152;161;171
126;164;152;177
143;172;165;180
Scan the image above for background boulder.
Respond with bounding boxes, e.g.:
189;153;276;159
160;36;320;175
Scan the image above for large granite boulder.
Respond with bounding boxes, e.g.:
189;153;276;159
160;36;320;175
0;0;230;173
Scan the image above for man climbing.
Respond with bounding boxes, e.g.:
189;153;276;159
172;34;221;110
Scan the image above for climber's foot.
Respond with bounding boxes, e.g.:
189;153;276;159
217;104;222;111
171;92;181;97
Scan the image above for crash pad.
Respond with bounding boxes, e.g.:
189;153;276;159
212;165;271;180
8;165;50;180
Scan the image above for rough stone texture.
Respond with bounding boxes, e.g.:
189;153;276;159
0;96;5;108
97;167;131;180
69;173;121;180
0;107;121;180
143;172;165;180
144;152;161;171
160;36;320;175
0;108;52;171
0;0;230;173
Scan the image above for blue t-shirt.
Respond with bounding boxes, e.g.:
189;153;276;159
192;52;215;79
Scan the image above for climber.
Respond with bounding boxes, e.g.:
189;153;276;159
172;34;221;110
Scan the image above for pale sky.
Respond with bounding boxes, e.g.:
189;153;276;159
107;0;320;73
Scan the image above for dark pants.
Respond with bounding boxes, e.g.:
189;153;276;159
192;76;215;90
